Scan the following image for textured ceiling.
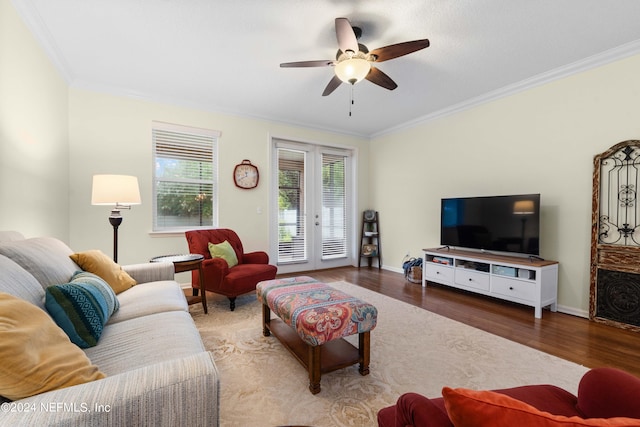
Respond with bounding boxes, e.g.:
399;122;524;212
13;0;640;137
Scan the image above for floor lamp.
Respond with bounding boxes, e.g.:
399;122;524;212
91;174;141;262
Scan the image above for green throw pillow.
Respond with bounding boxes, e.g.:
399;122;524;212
208;240;239;268
44;274;118;349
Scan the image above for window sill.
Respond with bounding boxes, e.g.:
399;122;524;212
149;226;217;237
148;231;188;237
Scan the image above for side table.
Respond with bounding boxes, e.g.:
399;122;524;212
150;254;208;314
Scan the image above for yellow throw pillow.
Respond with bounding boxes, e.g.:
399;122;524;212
70;250;136;294
0;292;106;400
208;240;239;268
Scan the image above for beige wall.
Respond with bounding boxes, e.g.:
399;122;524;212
6;0;640;315
68;89;369;265
370;54;640;315
0;0;69;240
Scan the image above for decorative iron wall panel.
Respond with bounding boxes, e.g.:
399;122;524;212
595;269;640;328
590;140;640;331
598;144;640;247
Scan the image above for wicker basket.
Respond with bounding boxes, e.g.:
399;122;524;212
407;266;422;284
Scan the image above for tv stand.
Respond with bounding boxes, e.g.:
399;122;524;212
422;248;558;318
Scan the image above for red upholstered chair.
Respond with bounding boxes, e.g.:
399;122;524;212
185;228;277;311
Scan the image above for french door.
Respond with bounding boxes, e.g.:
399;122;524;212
271;138;355;273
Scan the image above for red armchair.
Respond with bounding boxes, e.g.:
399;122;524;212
185;228;277;311
378;367;640;426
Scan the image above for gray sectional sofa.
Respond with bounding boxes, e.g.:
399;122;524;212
0;232;219;426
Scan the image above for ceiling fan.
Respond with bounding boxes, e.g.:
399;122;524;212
280;17;430;96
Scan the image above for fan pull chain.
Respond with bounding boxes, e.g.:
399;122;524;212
349;84;355;117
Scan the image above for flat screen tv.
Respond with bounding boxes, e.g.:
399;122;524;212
440;194;541;256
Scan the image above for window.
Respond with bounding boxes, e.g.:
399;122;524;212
152;122;219;231
277;148;306;263
321;152;347;259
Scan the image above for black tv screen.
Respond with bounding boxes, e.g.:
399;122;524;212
440;194;540;256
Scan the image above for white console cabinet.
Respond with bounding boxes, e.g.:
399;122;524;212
423;248;558;318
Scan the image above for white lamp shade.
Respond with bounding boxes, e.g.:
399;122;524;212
513;200;535;215
334;58;371;84
91;175;141;206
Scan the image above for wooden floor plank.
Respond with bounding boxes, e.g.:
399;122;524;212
276;267;640;378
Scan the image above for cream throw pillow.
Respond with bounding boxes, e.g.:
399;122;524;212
69;250;136;294
0;293;106;401
208;240;239;268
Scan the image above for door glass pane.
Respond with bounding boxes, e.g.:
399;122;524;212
321;153;347;259
278;148;307;263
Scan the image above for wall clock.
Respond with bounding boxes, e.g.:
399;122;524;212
233;159;259;189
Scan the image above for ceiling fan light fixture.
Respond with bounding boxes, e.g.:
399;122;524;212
335;57;371;85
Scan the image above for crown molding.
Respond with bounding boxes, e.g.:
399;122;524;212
372;39;640;139
11;0;73;83
12;0;640;140
69;79;369;139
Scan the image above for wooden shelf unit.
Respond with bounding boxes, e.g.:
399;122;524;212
358;211;381;268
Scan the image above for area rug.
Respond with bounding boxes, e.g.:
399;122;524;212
189;282;588;427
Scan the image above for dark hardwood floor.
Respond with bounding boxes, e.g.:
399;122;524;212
277;266;640;378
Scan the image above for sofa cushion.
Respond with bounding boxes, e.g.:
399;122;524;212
70;250;136;294
220;263;278;293
45;280;114;348
0;292;105;400
208;240;239;268
108;280;188;324
0;237;80;288
0;255;45;309
442;387;640;427
85;311;205;375
0;231;25;242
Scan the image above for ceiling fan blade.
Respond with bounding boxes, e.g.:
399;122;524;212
369;39;430;62
365;67;398;91
280;60;335;68
335;17;358;54
322;75;343;96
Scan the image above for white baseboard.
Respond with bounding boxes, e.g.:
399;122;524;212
556;305;589;318
382;265;403;274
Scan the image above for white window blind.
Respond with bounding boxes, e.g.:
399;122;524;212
152;122;219;231
277;148;307;263
321;153;347;259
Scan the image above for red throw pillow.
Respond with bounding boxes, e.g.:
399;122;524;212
442;387;640;427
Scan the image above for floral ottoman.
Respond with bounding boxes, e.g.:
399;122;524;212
256;276;378;394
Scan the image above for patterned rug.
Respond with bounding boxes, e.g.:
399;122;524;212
189;281;588;427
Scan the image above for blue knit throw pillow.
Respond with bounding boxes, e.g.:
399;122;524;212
45;281;111;348
71;271;119;317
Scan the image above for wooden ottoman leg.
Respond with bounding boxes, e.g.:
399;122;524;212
359;331;370;376
308;345;321;394
262;304;271;337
